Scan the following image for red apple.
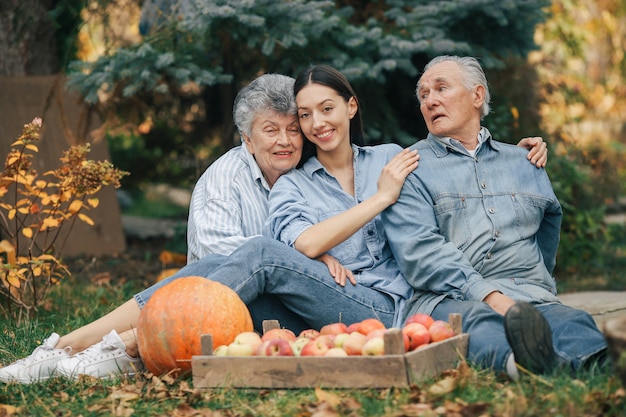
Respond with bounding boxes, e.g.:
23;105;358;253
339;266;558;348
359;318;386;335
402;322;431;351
300;335;335;356
261;328;297;342
298;329;321;340
320;322;348;336
346;322;362;334
342;332;368;355
429;320;455;342
256;338;294;356
361;336;385;355
291;337;311;356
366;328;387;340
405;313;435;329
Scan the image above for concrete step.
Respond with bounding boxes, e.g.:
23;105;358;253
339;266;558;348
559;291;626;329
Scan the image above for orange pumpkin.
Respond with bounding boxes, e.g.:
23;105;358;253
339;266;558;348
136;276;253;376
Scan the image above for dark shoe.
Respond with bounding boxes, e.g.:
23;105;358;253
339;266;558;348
504;302;557;374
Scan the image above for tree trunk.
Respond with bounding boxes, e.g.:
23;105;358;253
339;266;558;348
0;0;59;75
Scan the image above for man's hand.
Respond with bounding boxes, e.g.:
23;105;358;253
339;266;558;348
483;291;516;316
317;253;356;287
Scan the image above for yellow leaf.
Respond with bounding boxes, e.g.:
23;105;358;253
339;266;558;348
17;207;30;214
32;266;42;277
78;213;94;225
87;198;99;208
16;174;35;185
7;273;21;288
8;209;16;219
68;200;83;214
36;254;57;261
25;144;39;152
22;227;33;238
0;240;17;265
40;217;59;230
428;376;457;396
0;240;13;253
36;180;47;188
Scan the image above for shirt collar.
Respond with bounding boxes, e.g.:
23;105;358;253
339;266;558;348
239;144;271;191
428;127;499;155
301;144;364;178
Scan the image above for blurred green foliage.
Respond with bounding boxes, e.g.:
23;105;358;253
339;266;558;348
66;0;550;152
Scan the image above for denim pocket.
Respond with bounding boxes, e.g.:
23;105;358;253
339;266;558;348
433;196;471;251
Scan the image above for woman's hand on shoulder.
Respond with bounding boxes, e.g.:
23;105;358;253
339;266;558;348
517;136;547;168
317;253;356;287
376;148;419;205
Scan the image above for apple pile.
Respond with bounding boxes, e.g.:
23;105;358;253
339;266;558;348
212;314;455;357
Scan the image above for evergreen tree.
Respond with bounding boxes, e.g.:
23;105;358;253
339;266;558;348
67;0;550;153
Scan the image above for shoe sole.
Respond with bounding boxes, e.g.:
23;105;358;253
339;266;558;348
504;302;555;374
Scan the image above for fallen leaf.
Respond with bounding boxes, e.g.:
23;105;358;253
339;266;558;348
315;387;341;408
90;272;111;286
397;403;437;417
427;376;456;396
309;401;340;417
0;404;18;416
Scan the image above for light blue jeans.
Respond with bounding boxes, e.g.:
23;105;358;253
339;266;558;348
430;297;607;373
134;237;396;333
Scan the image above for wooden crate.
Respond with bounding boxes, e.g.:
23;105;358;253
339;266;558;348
192;314;469;389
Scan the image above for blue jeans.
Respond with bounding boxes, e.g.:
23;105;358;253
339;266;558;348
134;237;396;333
430;298;607;373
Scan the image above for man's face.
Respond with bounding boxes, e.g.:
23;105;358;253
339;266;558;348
417;61;483;143
243;111;303;187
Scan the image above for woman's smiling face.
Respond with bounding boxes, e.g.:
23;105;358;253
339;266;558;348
295;83;357;153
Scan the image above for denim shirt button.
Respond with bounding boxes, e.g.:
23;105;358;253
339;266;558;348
486;252;493;259
488;208;495;214
481;182;487;189
367;229;374;236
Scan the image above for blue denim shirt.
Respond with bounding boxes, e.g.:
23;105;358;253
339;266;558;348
265;143;414;327
382;128;563;317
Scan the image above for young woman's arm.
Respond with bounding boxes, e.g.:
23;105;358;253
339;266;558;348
294;148;418;259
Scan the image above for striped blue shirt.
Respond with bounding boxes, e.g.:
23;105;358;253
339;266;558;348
187;145;271;262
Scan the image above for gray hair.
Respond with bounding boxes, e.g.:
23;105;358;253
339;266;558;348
417;55;491;118
233;74;297;137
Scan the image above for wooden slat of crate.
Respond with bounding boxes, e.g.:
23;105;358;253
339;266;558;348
192;355;408;389
405;333;469;383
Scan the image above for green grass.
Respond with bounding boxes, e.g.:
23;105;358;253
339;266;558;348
1;275;626;416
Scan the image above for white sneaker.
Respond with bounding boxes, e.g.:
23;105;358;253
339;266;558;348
54;330;144;379
0;333;71;384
